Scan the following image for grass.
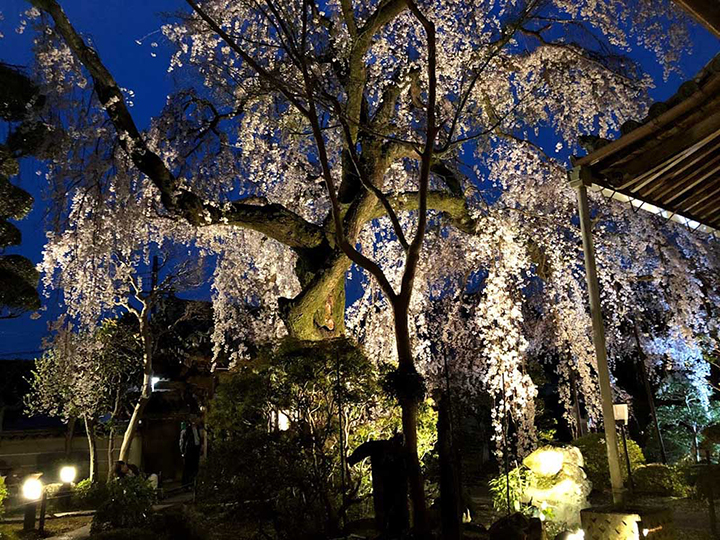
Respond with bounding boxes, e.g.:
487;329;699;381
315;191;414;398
0;515;92;540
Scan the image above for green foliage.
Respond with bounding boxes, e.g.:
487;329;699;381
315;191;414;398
26;320;142;424
488;467;536;515
202;338;436;538
0;475;7;520
0;253;40;316
0;63;49;319
646;375;720;463
633;464;690;497
0;63;43;121
573;432;645;490
73;478;110;509
92;476;156;532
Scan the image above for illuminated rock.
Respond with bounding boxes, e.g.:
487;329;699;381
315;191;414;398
521;445;592;531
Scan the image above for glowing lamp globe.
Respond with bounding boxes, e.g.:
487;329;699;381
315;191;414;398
22;478;43;501
535;449;564;476
60;466;77;484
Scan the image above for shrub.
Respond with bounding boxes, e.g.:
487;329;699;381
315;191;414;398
489;467;535;515
90;507;206;540
92;476;156;532
200;338;430;539
147;506;206;540
91;530;153;540
633;464;690;497
44;482;75;513
73;477;109;509
573;432;645;490
0;475;7;520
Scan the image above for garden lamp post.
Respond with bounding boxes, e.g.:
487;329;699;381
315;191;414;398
59;465;77;484
21;475;44;532
58;465;77;511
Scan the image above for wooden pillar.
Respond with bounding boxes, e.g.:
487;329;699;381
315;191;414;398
569;167;625;506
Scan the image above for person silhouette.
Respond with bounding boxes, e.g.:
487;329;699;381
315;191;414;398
348;433;409;535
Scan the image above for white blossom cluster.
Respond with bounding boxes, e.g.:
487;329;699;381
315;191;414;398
20;0;719;463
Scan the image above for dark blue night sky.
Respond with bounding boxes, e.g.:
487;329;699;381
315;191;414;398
0;1;718;358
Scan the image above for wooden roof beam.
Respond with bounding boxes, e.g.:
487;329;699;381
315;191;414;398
690;185;720;217
625;130;720;194
620;107;720;180
653;153;720;203
673;0;720;39
675;175;720;212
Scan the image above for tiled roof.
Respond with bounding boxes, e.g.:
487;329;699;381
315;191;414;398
572;53;720;235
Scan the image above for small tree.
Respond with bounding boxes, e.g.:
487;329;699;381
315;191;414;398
26;320;142;481
649;374;720;463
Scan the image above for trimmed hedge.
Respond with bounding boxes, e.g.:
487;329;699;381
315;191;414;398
92;476;156;533
91;507;206;540
573;432;645;490
633;464;690;497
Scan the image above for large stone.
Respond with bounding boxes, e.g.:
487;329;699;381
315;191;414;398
521;446;592;531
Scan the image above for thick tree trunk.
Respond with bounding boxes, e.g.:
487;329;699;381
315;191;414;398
84;416;97;483
119;305;152;463
393;303;428;535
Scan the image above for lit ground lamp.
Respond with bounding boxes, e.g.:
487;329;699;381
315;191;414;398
57;465;78;511
21;475;45;532
59;465;77;484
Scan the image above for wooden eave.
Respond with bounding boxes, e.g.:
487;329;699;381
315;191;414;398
673;0;720;39
573;55;720;236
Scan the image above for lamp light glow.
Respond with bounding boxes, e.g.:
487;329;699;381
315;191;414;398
277;410;290;431
59;466;77;484
613;403;629;425
22;478;43;501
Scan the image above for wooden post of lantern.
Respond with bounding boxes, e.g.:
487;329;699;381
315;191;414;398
614;403;634;491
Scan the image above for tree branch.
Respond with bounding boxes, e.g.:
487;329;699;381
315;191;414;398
185;0;310;116
399;0;436;302
297;0;398;301
333;100;410;251
30;0;327;250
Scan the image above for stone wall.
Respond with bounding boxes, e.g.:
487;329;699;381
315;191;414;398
0;430;142;487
